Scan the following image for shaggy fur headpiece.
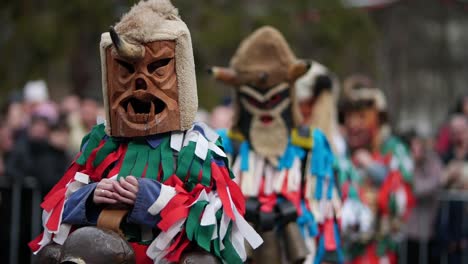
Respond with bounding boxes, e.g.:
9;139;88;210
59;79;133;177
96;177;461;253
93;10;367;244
211;26;307;130
341;74;387;112
100;0;197;134
230;26;298;88
296;61;340;152
295;61;339;102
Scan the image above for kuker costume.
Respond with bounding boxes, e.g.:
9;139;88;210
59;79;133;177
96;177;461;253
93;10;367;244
29;1;262;263
338;75;414;263
211;26;342;264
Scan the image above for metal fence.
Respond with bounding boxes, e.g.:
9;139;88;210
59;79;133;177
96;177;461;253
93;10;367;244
438;191;468;264
0;175;42;264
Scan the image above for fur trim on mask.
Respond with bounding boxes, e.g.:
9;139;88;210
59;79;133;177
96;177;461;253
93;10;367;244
115;0;180;42
230;26;298;87
342;74;386;112
310;91;338;152
100;0;197;135
295;61;340;102
295;61;341;152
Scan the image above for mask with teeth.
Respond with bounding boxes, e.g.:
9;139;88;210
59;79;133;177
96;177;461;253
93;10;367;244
210;26;308;163
99;0;198;137
105;38;180;137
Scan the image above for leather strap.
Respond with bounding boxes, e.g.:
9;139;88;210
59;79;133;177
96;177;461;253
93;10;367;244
97;209;128;237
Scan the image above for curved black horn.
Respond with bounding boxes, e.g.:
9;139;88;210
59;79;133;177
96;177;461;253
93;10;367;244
109;26;144;61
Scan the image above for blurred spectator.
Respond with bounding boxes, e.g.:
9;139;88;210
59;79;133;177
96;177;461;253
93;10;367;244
32;102;59;126
1;92;27;140
441;114;468;167
454;94;468;117
5;103;70;194
23;80;49;103
59;94;81;116
435;114;468;264
435;94;468;158
23;80;49;119
210;104;233;129
68;96;100;154
402;130;443;264
1;89;71;263
0;119;14;177
49;117;72;155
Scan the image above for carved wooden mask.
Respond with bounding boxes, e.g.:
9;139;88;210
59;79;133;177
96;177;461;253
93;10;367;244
105;40;180;137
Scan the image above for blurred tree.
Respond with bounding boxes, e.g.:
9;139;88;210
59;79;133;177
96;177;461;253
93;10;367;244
0;0;133;99
0;0;377;109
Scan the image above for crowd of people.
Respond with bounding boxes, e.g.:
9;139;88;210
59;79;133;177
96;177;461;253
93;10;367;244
0;80;107;262
0;81;104;194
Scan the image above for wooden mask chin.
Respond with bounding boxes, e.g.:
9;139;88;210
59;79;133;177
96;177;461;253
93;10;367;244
105;40;180;137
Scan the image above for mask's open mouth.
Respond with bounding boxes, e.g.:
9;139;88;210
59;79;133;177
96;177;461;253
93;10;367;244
260;114;273;125
120;96;166;124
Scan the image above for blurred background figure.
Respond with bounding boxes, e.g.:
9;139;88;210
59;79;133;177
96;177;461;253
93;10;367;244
436;94;468;161
295;60;346;156
339;74;414;264
67;95;100;154
3;93;27;140
6;102;69;194
209;98;234;130
401;130;443;264
435;114;468;264
23;80;49;123
442;114;468;168
59;94;81;116
3;100;71;264
0;118;14;177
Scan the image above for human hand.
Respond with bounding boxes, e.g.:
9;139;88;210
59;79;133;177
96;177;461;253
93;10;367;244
93;178;120;204
353;149;373;168
111;176;139;205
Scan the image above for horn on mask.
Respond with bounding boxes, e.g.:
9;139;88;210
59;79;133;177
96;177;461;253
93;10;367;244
109;26;144;61
208;66;239;85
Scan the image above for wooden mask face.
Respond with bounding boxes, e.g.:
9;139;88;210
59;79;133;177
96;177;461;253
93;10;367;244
237;81;293;164
105;40;180;137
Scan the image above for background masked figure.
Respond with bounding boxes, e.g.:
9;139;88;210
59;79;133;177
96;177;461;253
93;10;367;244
295;60;346;156
210;26;342;264
28;1;262;263
296;61;370;264
338;75;414;264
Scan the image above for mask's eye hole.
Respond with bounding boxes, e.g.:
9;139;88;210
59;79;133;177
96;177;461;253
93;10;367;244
116;59;135;74
246;96;260;107
270;94;282;104
147;58;171;74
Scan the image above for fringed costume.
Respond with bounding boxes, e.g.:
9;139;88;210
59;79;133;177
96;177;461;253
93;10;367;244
29;1;262;263
210;26;342;264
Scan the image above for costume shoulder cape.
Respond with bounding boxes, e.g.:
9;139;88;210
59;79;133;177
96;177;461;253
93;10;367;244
218;126;345;262
30;123;262;263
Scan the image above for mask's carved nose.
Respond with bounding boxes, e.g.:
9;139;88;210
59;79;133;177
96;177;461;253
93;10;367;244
135;78;147;90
